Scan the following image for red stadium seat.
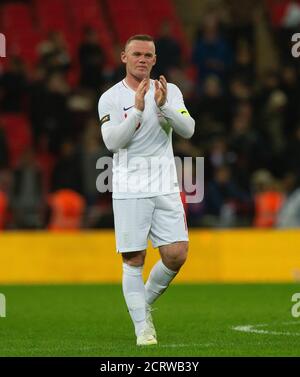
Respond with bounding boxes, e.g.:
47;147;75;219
1;3;34;31
65;0;116;67
142;0;190;58
1;2;40;66
34;0;71;37
6;31;41;66
106;0;189;58
0;191;8;230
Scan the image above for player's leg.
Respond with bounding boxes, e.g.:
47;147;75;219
145;241;188;305
122;250;157;345
113;197;156;345
146;193;189;305
122;250;148;338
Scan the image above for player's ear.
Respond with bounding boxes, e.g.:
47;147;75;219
121;51;127;64
153;54;157;66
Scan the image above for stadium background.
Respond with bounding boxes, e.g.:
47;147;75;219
0;0;300;357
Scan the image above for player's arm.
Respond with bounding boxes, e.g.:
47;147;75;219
98;80;148;153
155;77;195;139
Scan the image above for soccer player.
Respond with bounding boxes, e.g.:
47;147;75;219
98;34;195;346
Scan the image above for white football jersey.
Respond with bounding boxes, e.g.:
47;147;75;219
98;79;193;199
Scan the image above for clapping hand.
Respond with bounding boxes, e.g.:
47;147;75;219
154;75;167;107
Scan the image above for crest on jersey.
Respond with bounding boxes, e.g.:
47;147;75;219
100;114;110;126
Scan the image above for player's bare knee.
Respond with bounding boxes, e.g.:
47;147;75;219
163;246;188;271
173;250;187;270
122;250;146;267
174;242;188;264
160;242;188;270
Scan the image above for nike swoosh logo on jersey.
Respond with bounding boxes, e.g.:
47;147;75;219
123;105;134;111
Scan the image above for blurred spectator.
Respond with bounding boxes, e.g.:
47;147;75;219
11;149;43;229
228;103;267;188
167;66;195;100
154;20;182;78
107;44;126;86
252;169;284;227
228;75;253;111
38;31;71;74
226;0;257;46
79;117;113;228
256;69;280;111
261;89;288;157
28;64;47;145
80;117;110;205
32;71;71;152
280;65;300;135
47;189;85;231
35;134;56;193
283;126;300;174
0;56;27;112
52;140;83;194
206;138;236;180
277;187;300;227
203;165;249;227
232;41;255;84
196;75;229;126
78;27;105;91
192;12;232;89
0;127;9;169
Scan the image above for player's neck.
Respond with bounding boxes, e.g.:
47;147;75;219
124;74;149;91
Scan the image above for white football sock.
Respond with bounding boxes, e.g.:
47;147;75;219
122;263;147;336
145;260;177;305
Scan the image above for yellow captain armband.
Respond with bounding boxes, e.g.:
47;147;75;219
177;108;190;116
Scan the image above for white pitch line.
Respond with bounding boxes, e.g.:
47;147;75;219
232;322;300;336
159;343;214;348
18;342;215;353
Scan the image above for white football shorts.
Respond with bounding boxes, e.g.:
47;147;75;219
112;193;189;252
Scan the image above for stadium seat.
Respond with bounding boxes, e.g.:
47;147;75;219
106;0;189;57
0;191;8;230
142;0;190;58
1;3;40;66
65;0;116;67
265;0;290;27
34;0;71;37
1;3;34;31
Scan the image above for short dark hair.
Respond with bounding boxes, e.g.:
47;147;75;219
124;34;155;50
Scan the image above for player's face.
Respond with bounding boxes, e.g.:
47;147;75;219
121;40;156;80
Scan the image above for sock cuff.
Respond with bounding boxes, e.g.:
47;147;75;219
123;263;143;276
159;260;178;276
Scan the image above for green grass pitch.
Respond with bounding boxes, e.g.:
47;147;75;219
0;283;300;356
